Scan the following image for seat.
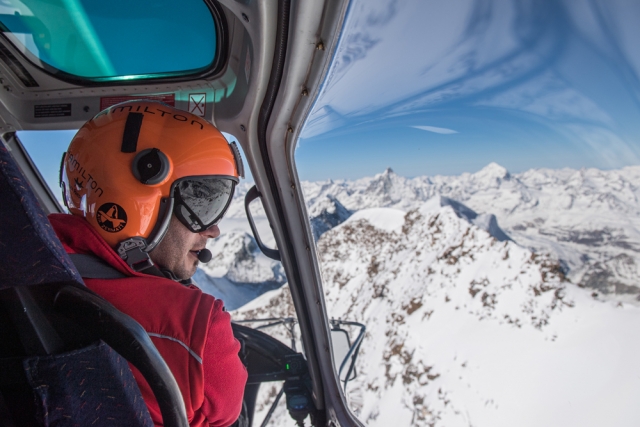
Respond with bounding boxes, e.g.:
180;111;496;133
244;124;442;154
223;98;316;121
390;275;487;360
0;140;188;427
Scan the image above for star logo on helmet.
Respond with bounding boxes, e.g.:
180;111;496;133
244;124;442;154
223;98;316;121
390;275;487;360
97;203;128;233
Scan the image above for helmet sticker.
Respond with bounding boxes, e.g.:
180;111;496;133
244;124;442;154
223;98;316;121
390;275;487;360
97;203;128;233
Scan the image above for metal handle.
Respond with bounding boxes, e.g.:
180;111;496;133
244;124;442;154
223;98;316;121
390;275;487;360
244;185;281;261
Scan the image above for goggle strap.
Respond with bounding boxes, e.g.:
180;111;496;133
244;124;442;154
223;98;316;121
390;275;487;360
146;197;174;251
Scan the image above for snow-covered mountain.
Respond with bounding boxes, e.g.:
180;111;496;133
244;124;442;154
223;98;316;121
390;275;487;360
299;164;640;301
217;163;640;304
232;198;640;427
194;164;640;426
193;230;285;310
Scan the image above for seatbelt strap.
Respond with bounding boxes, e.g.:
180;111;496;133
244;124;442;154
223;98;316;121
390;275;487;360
68;253;168;280
68;254;128;279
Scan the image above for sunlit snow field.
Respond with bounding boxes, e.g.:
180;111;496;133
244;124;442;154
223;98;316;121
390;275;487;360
230;196;640;427
188;159;640;427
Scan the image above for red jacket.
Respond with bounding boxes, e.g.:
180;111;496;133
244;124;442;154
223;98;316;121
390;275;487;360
50;214;247;427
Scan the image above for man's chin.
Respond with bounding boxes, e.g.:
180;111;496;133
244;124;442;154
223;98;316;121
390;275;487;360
185;261;199;280
170;261;198;281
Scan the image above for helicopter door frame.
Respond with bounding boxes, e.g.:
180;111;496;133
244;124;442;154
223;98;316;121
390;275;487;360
243;0;364;425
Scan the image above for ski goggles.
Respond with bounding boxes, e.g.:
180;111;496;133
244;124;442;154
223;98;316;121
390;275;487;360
172;176;237;232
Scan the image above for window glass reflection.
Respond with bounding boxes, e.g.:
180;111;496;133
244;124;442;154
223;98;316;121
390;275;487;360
296;0;640;425
0;0;217;80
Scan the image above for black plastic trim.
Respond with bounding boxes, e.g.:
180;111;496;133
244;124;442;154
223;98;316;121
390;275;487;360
255;0;326;421
244;186;280;261
0;43;38;87
121;113;144;153
229;141;245;179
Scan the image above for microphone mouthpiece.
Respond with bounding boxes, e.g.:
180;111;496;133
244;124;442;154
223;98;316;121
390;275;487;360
197;249;212;263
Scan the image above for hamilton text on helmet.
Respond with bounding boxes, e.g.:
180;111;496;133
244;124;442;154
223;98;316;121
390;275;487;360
67;153;104;197
95;105;205;129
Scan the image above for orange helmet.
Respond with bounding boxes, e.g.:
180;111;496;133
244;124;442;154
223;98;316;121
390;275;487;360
60;100;244;270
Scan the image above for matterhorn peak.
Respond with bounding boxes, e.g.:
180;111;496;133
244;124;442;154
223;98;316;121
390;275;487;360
472;162;511;186
478;162;509;176
372;167;401;183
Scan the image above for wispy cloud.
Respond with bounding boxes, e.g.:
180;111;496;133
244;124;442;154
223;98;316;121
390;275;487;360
412;125;458;134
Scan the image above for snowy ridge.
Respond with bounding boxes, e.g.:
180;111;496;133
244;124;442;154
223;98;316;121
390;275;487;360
226;164;640;299
320;199;569;330
193;230;285;310
200;164;640;424
297;164;640;299
233;200;640;427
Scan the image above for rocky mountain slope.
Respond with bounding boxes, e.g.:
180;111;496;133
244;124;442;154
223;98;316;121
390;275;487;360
232;199;640;427
194;230;285;310
197;164;640;426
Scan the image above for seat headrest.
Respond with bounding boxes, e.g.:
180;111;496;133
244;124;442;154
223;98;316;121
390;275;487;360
0;141;82;288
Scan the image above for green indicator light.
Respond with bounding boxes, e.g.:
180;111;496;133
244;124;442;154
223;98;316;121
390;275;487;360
286;363;290;370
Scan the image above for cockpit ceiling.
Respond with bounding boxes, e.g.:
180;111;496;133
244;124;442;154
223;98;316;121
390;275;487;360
0;0;251;131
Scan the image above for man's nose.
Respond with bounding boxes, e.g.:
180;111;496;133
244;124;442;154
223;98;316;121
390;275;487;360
200;224;220;239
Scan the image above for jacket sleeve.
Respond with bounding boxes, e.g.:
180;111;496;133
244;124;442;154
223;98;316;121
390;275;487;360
201;299;248;426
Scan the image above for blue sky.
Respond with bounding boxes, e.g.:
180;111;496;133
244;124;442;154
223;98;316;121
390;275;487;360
295;0;640;181
20;130;76;199
3;0;215;78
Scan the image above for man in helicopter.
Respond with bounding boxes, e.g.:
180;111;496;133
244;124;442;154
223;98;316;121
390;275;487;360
51;100;248;427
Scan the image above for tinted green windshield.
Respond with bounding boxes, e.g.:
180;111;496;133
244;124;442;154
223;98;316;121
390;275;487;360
0;0;218;81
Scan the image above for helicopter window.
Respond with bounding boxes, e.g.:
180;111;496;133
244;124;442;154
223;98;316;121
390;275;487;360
294;0;640;425
0;0;219;82
18;130;74;207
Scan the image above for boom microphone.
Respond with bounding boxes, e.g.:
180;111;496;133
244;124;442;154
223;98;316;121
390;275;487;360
197;249;212;263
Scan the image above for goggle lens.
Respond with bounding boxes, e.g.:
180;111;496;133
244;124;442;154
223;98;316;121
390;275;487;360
174;177;236;232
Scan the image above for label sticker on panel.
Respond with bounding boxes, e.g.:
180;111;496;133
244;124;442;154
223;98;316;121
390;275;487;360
188;93;206;117
34;104;71;118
